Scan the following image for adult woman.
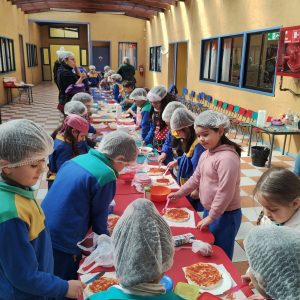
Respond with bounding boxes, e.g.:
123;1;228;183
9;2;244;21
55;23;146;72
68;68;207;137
57;51;86;113
89;198;183;300
117;56;136;84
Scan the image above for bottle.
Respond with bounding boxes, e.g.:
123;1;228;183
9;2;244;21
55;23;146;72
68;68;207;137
115;104;122;119
257;110;266;127
144;186;151;200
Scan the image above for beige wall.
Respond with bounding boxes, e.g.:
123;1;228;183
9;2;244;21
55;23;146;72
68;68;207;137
29;11;146;87
145;0;300;156
0;0;42;104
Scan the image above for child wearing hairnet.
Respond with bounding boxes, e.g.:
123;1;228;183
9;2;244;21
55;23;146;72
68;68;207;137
47;114;89;189
110;73;123;101
144;86;176;164
168;110;242;259
120;81;135;111
42;131;138;283
129;88;151;140
89;198;183;300
0;119;84;299
244;226;300;300
87;65;101;88
168;108;205;211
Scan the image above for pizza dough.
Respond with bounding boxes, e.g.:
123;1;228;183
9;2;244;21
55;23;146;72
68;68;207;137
154;177;172;186
184;262;223;289
89;276;119;293
163;208;190;222
107;214;120;235
147;167;166;176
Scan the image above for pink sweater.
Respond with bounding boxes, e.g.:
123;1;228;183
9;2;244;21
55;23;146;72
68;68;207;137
178;144;241;220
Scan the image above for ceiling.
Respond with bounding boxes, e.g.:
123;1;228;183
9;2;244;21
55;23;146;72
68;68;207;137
9;0;185;20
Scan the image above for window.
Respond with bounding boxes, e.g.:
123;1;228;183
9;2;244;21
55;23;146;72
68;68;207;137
220;35;243;86
149;46;161;72
244;30;279;92
0;37;15;73
201;39;218;81
118;42;137;69
80;49;87;66
26;43;38;67
49;26;79;39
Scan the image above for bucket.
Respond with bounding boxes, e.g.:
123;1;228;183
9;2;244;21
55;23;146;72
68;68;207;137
251;146;270;167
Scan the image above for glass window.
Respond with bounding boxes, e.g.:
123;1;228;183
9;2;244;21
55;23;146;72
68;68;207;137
149;47;155;71
0;37;15;73
26;43;38;67
80;49;87;66
220;35;243;85
118;42;137;69
49;26;79;39
244;30;279;92
156;46;161;72
200;39;218;81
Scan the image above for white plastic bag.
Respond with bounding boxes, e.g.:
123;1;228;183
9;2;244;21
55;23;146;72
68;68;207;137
77;234;114;274
192;240;213;257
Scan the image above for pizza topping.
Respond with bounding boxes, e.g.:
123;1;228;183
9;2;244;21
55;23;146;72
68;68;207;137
185;263;222;288
89;277;119;293
164;208;190;222
148;167;165;173
157;178;170;183
107;215;120;235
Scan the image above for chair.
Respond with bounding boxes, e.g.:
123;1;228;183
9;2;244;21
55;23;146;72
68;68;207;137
205;95;213;107
212;99;219;110
189;90;196;101
182;87;188;97
169;83;178;95
232;107;248;138
251;112;272;145
216;100;223;112
221;102;228;113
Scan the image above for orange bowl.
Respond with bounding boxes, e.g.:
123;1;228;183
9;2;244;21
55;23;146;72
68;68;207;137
150;186;171;203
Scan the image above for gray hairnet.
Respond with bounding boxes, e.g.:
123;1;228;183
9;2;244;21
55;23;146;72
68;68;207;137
162;101;186;122
98;131;138;162
64;101;87;116
58;50;74;61
111;74;122;81
147;86;167;102
104;65;111;72
170;108;195;131
0;119;53;169
130;88;147;101
245;226;300;300
56;47;65;61
194;110;230;133
71;92;93;104
107;70;115;76
112;198;174;287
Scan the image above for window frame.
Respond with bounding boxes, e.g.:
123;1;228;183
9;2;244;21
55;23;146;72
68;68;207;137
26;43;38;67
0;37;16;73
118;42;138;70
199;26;280;96
49;26;80;39
149;45;162;72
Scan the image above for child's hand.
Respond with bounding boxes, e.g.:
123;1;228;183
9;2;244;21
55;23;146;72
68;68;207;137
197;216;213;231
158;153;167;163
66;280;86;298
167;192;181;201
167;160;178;169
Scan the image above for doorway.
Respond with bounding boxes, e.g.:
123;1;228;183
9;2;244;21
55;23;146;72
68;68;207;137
18;34;26;82
92;41;110;73
168;41;188;95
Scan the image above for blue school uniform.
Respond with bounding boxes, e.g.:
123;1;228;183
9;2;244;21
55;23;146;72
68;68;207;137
42;149;117;282
112;82;122;101
0;180;68;299
140;101;151;140
47;134;89;189
177;139;205;211
87;73;101;87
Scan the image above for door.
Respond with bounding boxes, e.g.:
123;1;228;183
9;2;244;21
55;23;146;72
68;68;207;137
92;46;110;72
41;47;52;81
176;42;188;96
18;34;26;82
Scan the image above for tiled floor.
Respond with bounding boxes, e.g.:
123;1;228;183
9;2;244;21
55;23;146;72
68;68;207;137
1;82;297;277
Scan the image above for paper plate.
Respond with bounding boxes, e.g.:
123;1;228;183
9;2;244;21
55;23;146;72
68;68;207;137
183;263;232;296
139;146;153;154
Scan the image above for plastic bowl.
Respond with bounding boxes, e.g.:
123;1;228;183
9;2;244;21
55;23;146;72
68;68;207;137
150;186;171;203
119;172;135;182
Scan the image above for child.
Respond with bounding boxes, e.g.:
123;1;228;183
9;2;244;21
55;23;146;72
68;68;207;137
255;167;300;230
169;108;206;211
129;88;151;140
42;131;138;282
87;65;101;88
168;110;242;259
120;81;135;111
144;86;176;164
244;226;300;300
110;73;123;101
48;114;89;189
0;119;84;299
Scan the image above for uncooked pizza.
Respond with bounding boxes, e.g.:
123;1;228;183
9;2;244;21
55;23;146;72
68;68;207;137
184;262;222;289
154;177;172;186
89;277;119;293
163;208;190;222
107;214;120;235
147;167;165;176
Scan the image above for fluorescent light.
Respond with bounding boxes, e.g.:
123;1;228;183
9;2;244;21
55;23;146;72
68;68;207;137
50;8;81;13
96;11;125;15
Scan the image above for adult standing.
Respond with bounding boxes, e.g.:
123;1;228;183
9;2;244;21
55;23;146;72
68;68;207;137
117;56;136;84
57;51;86;114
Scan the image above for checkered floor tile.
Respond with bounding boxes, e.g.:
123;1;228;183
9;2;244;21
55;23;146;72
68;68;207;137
1;82;297;276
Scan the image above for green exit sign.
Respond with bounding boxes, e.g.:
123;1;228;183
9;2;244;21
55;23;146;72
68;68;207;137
267;32;280;40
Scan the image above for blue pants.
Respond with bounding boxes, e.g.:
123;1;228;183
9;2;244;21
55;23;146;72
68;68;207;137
294;152;300;176
203;208;242;260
